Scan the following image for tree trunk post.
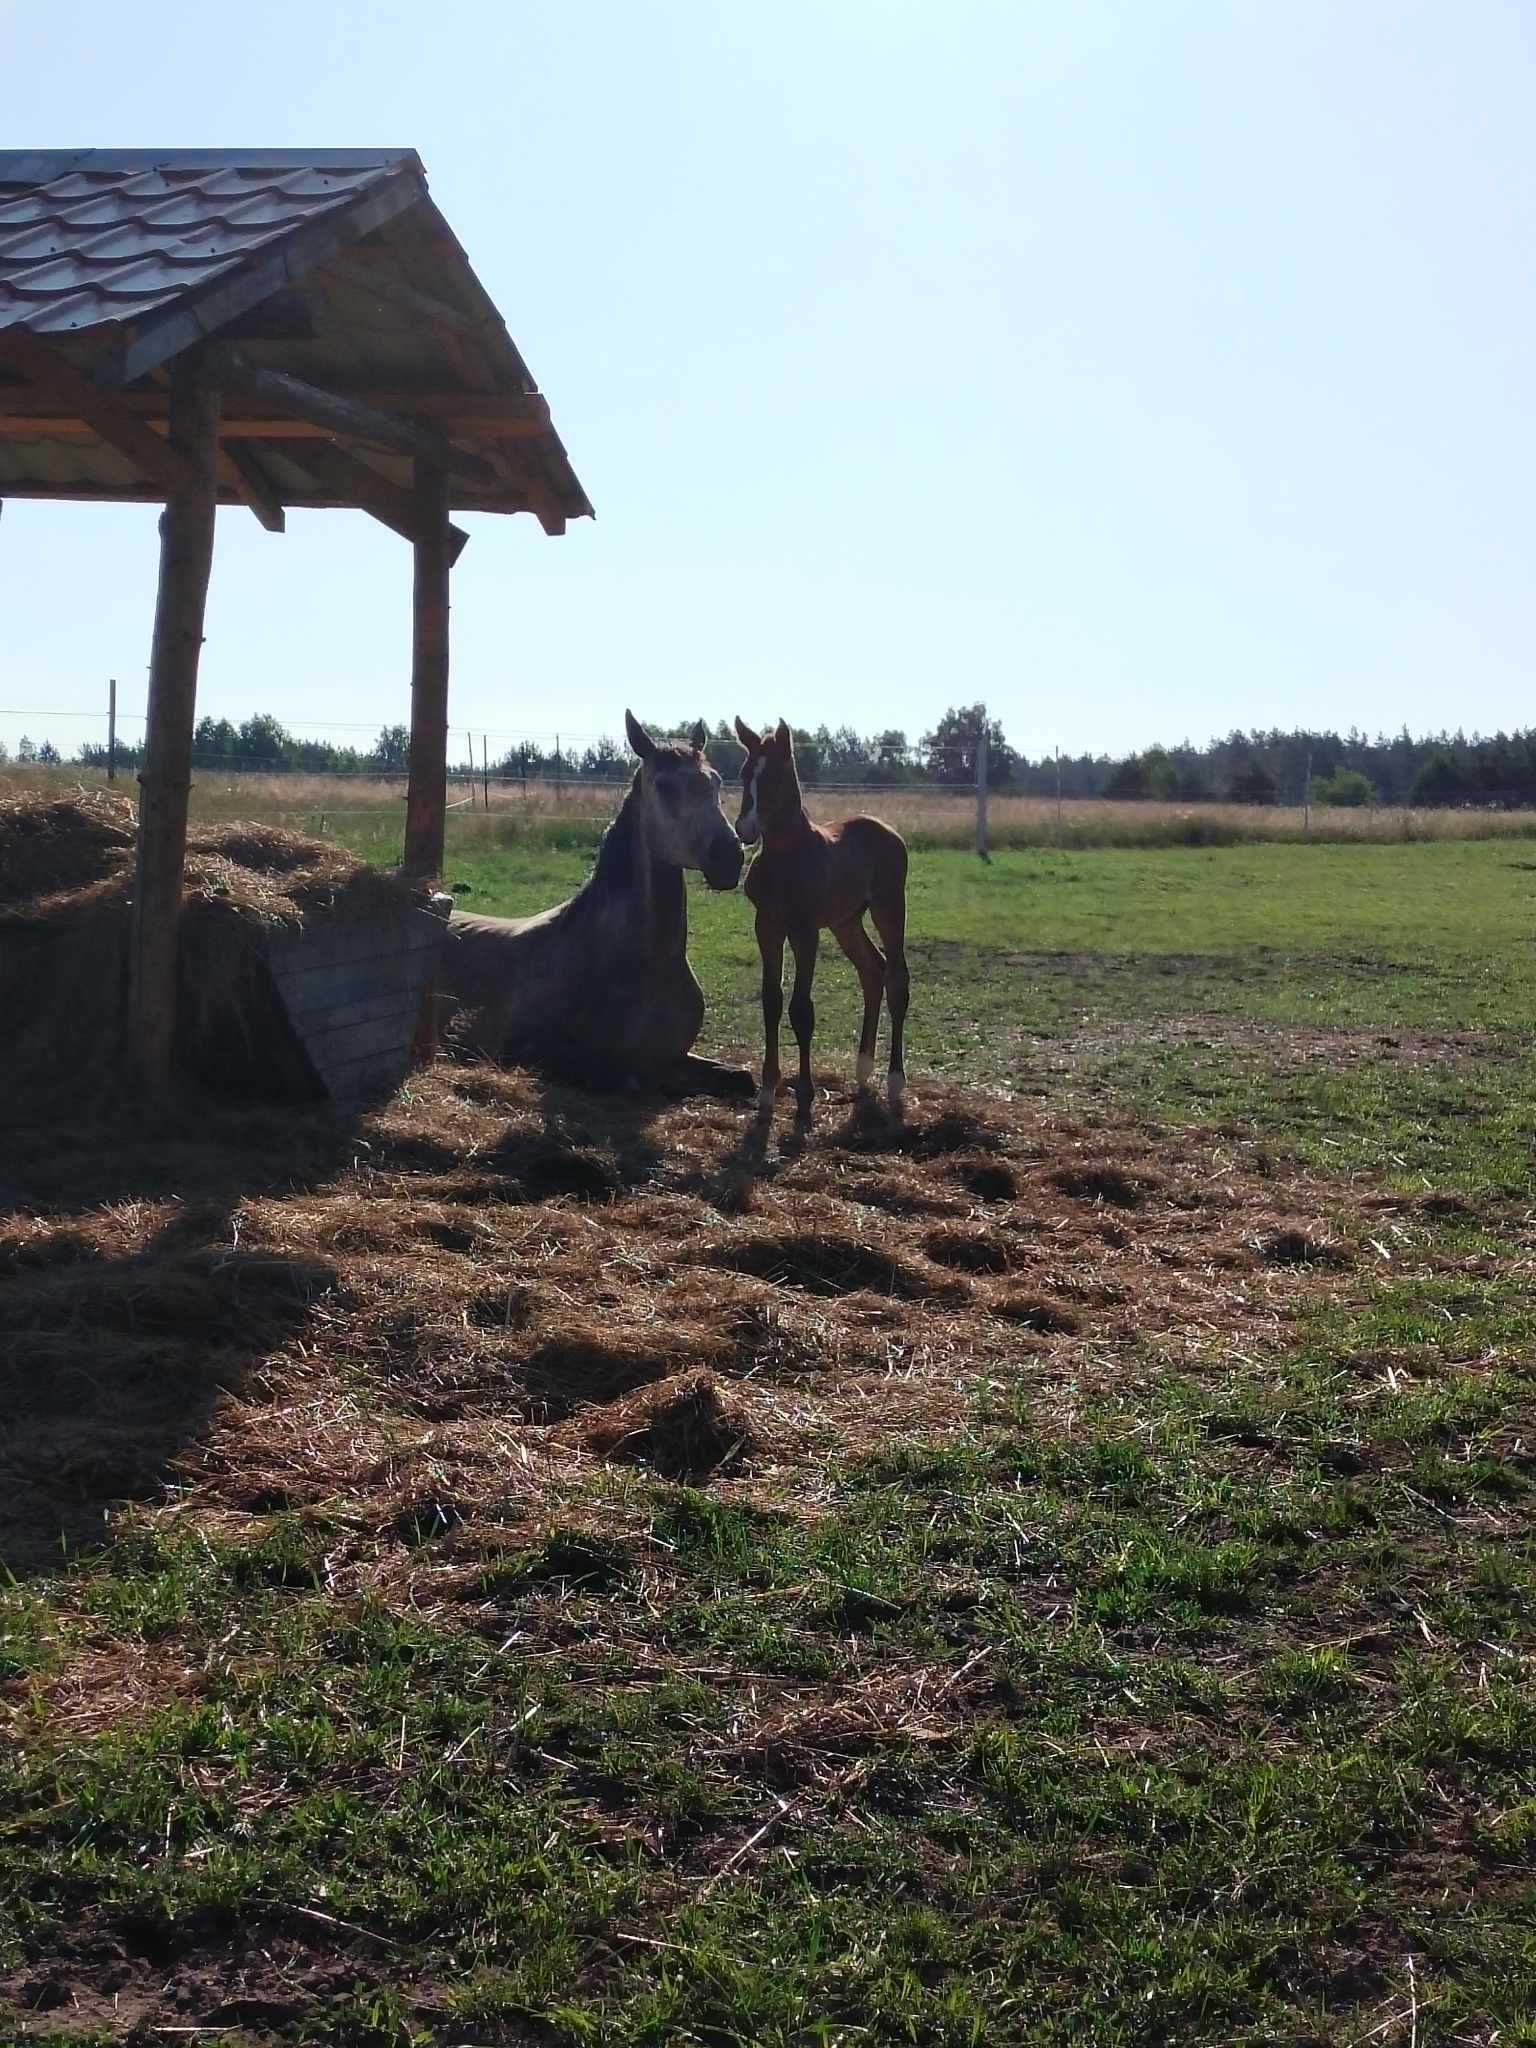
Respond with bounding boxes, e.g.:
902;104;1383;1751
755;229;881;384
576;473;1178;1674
975;724;990;862
107;677;117;783
402;461;451;882
128;355;220;1086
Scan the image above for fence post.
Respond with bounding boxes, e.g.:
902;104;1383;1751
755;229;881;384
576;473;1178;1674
482;734;490;811
107;677;117;783
555;734;563;802
1055;746;1063;844
1304;747;1312;836
975;725;990;862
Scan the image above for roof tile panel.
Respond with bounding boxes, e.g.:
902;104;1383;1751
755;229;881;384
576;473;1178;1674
0;151;413;337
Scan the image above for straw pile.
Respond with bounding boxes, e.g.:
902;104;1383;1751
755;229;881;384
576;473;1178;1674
0;1056;1381;1594
0;787;422;1097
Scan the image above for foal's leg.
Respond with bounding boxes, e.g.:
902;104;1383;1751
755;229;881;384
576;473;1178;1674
832;917;886;1092
787;924;821;1123
755;911;786;1120
869;883;910;1111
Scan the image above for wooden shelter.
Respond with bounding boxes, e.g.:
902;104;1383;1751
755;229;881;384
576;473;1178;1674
0;148;591;1083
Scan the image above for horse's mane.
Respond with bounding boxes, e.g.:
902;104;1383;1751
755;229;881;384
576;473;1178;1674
591;771;644;892
587;764;688;933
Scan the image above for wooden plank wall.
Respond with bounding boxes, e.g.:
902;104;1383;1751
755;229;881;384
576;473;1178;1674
266;908;446;1105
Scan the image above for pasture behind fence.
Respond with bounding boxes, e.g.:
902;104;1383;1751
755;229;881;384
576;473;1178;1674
8;698;1536;854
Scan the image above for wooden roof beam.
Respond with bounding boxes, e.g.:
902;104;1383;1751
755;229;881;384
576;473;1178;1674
0;410;548;443
203;344;498;488
0;330;196;495
220;440;285;533
0;384;552;426
277;438;470;564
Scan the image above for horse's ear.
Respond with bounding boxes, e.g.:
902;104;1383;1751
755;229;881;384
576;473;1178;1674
689;718;708;754
734;716;761;752
624;709;656;762
775;718;793;751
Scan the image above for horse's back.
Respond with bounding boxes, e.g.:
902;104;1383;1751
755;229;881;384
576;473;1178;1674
829;814;907;874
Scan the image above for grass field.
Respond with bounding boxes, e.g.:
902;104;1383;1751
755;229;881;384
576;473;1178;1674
2;825;1535;2045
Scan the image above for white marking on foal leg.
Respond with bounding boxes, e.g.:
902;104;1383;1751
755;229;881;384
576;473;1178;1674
757;1082;777;1118
888;1072;906;1114
855;1052;875;1090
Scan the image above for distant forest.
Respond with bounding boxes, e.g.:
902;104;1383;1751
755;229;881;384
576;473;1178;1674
9;702;1536;808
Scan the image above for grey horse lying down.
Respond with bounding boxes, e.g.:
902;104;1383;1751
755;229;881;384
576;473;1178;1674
438;712;754;1097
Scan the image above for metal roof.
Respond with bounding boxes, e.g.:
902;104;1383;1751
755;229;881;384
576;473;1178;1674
0;151;422;340
0;149;591;529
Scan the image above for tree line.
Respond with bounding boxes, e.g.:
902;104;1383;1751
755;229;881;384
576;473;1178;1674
7;704;1536;809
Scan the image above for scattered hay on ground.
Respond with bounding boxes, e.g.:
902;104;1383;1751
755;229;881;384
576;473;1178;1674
0;1063;1389;1615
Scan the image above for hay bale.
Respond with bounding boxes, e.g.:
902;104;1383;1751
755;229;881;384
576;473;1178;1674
0;786;135;906
0;791;432;1106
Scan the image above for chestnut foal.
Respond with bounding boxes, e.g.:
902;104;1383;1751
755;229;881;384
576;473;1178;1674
734;717;910;1121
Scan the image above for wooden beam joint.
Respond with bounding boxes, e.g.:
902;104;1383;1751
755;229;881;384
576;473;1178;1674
203;344;499;487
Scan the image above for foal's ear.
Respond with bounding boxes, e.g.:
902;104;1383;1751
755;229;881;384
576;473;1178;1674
733;716;761;752
689;718;708;754
624;709;656;762
774;718;793;751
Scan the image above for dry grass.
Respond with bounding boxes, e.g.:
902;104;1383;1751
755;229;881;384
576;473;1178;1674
8;763;1535;848
0;1059;1380;1612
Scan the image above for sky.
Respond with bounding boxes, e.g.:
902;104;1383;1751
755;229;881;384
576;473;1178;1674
2;0;1534;764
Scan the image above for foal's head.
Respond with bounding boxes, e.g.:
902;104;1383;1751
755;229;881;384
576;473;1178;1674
731;718;801;847
624;710;743;891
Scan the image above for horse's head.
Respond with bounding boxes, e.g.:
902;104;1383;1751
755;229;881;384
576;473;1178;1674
624;711;743;891
732;717;799;847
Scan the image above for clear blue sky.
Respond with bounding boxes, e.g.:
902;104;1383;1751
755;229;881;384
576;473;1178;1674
2;0;1533;762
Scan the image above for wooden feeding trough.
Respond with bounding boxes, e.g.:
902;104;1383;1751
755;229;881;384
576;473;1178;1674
261;895;450;1105
0;148;591;1093
0;790;458;1109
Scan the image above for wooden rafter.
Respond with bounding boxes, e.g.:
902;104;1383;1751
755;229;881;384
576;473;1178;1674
0;384;551;425
0;330;196;494
276;439;470;563
0;408;549;444
220;441;285;533
202;346;500;487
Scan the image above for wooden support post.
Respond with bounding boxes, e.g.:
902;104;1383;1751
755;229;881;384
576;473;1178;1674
128;355;220;1085
975;724;990;862
107;677;118;783
402;461;451;882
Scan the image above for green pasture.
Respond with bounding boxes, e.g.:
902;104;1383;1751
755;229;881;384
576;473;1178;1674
3;831;1534;2045
428;832;1536;1196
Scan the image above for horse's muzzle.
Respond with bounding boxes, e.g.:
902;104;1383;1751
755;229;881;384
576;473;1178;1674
703;841;745;891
